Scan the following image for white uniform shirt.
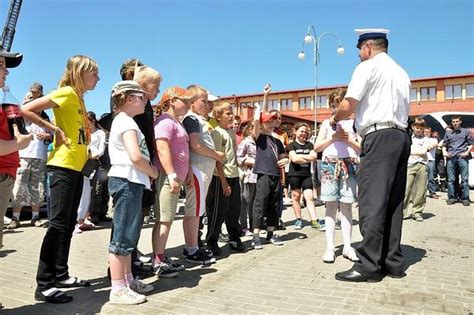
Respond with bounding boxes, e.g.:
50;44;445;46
345;52;411;135
108;112;151;189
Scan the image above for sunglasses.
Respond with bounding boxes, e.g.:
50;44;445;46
130;93;145;101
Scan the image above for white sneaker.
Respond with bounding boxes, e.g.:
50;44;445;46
129;277;153;294
322;248;335;263
109;286;146;305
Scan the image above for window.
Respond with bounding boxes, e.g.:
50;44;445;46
445;84;462;100
466;84;474;98
240;101;252;108
316;95;328;108
420;87;436;101
410;88;417;102
298;96;312;109
268;99;279;111
281;98;292;111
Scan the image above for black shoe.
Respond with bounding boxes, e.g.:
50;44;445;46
446;199;456;205
276;219;286;231
89;216;100;225
335;268;382;283
35;289;73;304
186;248;216;264
462;200;471;206
229;240;246;252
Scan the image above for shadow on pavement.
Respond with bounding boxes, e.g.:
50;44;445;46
0;249;16;257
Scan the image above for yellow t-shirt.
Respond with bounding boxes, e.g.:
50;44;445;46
47;86;88;172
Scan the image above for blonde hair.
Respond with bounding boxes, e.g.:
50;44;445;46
187;85;208;103
212;102;233;121
58;55;98;96
133;66;162;85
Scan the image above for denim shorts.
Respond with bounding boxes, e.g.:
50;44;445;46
320;160;357;203
108;177;144;256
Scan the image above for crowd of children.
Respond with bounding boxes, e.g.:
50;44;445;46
0;53;471;306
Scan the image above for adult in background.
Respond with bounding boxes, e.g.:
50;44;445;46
443;116;472;206
8;82;51;229
330;29;411;282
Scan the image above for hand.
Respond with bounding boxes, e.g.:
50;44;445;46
459;151;470;158
277;158;288;168
332;129;348;141
169;178;181;194
215;151;226;163
220;179;232;197
54;128;71;148
149;166;159;180
13;124;33;150
263;84;272;95
244;157;255;167
35;132;50;141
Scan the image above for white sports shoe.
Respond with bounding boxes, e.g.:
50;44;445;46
109;286;147;305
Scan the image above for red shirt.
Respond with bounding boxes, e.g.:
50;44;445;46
0;110;19;178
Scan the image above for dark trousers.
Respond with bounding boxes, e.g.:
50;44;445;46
36;166;84;290
252;174;280;229
354;129;410;278
205;176;242;246
91;166;109;220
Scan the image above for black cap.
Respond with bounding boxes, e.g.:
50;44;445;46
0;51;23;68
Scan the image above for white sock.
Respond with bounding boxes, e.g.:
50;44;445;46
32;211;39;218
111;279;126;293
325;202;338;250
340;202;353;250
42;287;60;297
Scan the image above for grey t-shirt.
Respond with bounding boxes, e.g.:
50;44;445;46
182;112;215;167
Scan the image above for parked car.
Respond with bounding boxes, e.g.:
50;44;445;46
420;112;474;188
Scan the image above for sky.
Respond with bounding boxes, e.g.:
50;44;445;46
2;0;473;116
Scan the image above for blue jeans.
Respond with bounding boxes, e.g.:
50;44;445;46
426;161;436;194
446;157;470;201
108;177;144;256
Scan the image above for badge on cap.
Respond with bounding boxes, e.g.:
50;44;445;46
354;28;390;48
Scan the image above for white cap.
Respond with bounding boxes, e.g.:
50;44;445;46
207;92;219;102
354;28;390;48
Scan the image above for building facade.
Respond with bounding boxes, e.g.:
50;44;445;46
220;73;474;133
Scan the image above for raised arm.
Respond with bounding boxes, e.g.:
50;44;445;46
253;84;271;139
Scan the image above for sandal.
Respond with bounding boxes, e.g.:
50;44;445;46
56;276;91;288
35;289;73;303
342;247;360;262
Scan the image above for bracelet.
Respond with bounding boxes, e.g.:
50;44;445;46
167;173;177;181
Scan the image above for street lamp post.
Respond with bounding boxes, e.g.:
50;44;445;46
298;25;344;133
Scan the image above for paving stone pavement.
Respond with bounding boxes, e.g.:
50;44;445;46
0;191;473;314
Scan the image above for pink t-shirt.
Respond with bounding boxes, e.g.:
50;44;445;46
153;113;190;181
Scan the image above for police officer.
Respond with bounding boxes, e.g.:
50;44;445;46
330;29;411;282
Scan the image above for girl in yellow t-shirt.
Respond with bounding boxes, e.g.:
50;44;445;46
22;55;99;304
